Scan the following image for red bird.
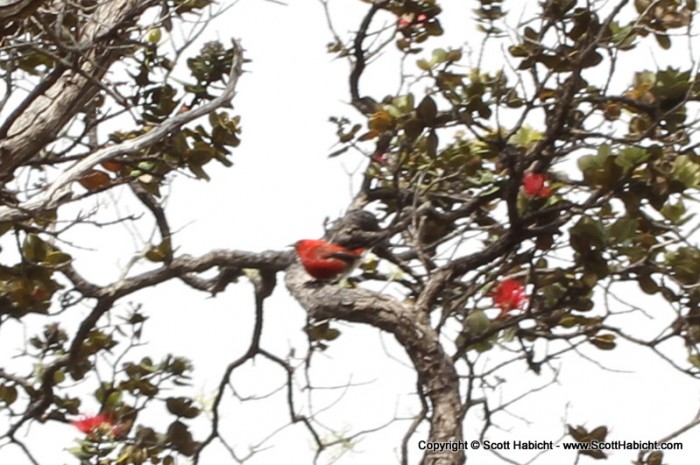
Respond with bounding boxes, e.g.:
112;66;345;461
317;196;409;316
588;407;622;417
294;239;363;281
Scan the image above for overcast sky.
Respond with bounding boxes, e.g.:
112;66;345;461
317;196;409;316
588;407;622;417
2;1;700;464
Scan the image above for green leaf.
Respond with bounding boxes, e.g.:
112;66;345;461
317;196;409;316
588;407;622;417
660;200;688;224
305;321;341;341
416;95;438;124
578;144;611;172
145;238;173;262
432;48;447;63
572;297;595;312
425;130;438;158
167;421;196;456
666;247;700;284
23;233;48;262
470;341;494;353
568;424;590;442
417;59;432;71
590;334;616;350
590;426;608;441
44;251;72;267
576;156;598;174
465;309;491;335
425;20;443;36
403;117;424;141
570;217;607;252
672;155;700;188
446;49;462;62
638;274;660;294
509;125;543;147
559;316;578;328
0;385;18;405
615;146;649;170
146;27;161;43
138;380;159;397
542;282;567;307
166;397;201;419
393;94;415;112
608;217;638;242
655;32;671;49
582;272;598;288
53;369;65;384
67;446;93;460
187;163;211;181
580;51;603;68
508;44;529;57
0;222;12;238
647;451;663;465
501;326;517;342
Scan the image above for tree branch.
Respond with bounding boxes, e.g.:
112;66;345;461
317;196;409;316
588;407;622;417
0;38;245;223
285;265;464;465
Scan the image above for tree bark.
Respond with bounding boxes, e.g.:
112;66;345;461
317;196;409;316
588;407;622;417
0;0;157;180
285;266;464;465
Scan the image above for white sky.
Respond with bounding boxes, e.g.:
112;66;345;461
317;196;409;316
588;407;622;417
2;1;700;464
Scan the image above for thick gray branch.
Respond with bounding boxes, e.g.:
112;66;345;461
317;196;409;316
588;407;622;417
285;266;464;465
64;248;293;299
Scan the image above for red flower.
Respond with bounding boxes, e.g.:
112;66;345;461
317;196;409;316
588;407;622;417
397;13;413;28
71;413;126;437
398;12;429;28
522;173;552;198
492;279;526;318
72;413;110;434
371;151;388;164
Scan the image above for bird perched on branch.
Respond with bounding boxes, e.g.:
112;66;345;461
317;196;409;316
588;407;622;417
294;239;364;281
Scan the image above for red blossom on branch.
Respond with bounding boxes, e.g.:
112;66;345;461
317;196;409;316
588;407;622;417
71;412;127;437
522;172;552;198
398;14;412;28
72;413;111;434
397;12;429;29
371;151;387;164
492;279;526;318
